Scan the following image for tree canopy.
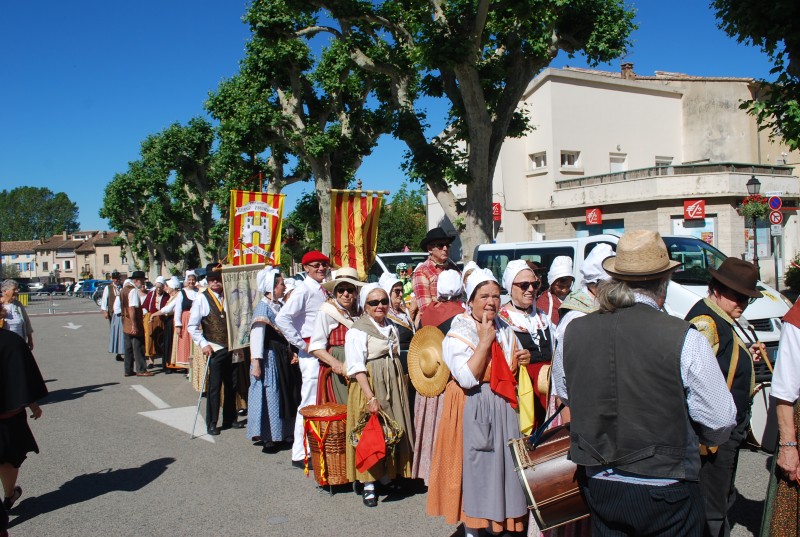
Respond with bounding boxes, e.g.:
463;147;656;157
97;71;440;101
377;183;427;253
712;0;800;150
0;187;79;241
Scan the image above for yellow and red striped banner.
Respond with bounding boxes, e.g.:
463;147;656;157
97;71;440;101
330;189;383;280
228;190;285;266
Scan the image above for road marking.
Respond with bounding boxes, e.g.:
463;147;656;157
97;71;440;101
62;322;82;329
130;385;170;409
138;406;216;443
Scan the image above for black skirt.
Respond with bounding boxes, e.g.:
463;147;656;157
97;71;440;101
0;411;39;468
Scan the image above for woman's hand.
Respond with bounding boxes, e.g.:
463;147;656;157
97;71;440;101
290;353;299;365
750;342;766;362
367;397;381;414
477;311;496;347
777;445;800;482
331;361;345;376
29;402;41;420
251;359;262;380
515;348;531;367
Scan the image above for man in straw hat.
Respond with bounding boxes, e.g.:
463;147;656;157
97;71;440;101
685;257;765;537
413;227;460;315
275;250;331;467
553;230;737;536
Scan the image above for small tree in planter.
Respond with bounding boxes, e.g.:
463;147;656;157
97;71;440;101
785;255;800;295
738;194;770;222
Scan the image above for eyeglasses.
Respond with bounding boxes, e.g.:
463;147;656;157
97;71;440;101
732;291;758;305
512;281;541;292
336;286;356;295
391;288;403;295
306;262;329;269
365;298;390;307
431;241;450;249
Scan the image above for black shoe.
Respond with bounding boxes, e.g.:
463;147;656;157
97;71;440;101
207;426;220;436
115;355;124;362
362;489;378;507
164;369;172;374
221;420;246;430
124;372;135;377
238;408;247;416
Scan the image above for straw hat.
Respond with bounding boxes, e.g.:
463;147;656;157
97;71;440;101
602;230;681;281
321;266;365;292
709;258;761;298
407;326;450;397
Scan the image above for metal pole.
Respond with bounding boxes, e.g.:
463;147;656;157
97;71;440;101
753;216;760;273
190;353;213;439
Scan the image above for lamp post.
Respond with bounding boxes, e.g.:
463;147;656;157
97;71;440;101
285;224;296;276
746;175;761;271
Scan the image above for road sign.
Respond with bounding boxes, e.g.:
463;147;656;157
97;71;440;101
769;196;783;211
769;210;783;225
772;224;783;236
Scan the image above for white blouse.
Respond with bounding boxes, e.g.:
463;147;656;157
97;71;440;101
344;317;397;376
773;320;800;403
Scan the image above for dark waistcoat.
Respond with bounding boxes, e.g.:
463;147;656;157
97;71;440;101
201;290;228;347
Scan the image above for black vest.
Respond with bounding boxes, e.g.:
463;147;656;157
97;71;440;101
685;299;753;427
200;290;228;347
564;303;699;480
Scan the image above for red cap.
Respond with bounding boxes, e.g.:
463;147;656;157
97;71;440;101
301;250;330;265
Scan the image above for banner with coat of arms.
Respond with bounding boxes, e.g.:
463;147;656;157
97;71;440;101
228;190;285;266
329;189;384;281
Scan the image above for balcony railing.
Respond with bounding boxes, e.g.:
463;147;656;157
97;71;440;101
556;162;794;190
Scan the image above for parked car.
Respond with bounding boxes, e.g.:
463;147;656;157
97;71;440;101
474;233;791;382
367;252;430;282
93;282;110;307
78;279;108;298
68;281;83;296
42;283;67;295
28;281;44;291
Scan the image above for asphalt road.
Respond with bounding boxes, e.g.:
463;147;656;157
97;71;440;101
6;298;773;537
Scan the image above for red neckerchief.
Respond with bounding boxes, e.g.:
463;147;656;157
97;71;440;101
490;340;518;408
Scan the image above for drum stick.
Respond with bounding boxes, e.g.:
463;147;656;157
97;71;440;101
733;319;774;374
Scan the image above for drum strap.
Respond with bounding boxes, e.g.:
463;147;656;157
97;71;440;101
701;342;740;456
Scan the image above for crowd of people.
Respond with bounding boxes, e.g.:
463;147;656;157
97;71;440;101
4;225;800;536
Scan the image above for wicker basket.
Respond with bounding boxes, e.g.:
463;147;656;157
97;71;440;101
299;403;350;486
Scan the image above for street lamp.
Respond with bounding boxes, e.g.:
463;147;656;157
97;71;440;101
746;175;761;271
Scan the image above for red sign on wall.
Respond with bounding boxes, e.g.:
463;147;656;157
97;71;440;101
586;208;602;225
684;199;706;220
492;202;502;222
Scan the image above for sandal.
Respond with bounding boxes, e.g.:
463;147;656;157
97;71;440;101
3;485;22;510
362;489;377;507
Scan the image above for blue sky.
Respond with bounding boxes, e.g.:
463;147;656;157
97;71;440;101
0;1;776;233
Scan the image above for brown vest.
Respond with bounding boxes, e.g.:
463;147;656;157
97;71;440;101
200;289;228;347
120;286;143;336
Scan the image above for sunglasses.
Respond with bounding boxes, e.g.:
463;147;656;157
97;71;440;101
731;291;758;305
336;286;357;295
391;288;403;295
431;241;450;249
365;298;390;307
512;281;541;292
306;262;329;269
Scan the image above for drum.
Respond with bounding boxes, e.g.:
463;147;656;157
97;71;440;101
746;382;778;453
509;424;589;531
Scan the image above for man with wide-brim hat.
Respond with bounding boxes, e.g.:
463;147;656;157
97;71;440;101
554;230;737;536
413;227;460;316
187;262;245;435
685;257;765;537
120;270;152;378
309;267;365;405
275;250;332;466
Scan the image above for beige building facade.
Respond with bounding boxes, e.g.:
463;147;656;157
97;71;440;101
0;241;38;279
428;66;800;288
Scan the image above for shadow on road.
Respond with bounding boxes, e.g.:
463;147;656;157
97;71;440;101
40;382;119;405
9;457;176;527
730;492;765;536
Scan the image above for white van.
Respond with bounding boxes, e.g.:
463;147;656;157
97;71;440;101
474;234;792;382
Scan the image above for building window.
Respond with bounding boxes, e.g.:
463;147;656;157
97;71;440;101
42;262;48;271
609;153;627;173
529;152;547;170
64;260;72;270
560;151;580;168
103;254;110;265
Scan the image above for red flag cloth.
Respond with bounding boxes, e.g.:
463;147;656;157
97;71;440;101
526;362;551;409
356;413;386;472
490;340;518;409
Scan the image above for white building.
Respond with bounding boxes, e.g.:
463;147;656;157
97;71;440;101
428;65;800;287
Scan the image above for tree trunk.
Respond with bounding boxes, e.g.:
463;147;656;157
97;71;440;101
312;161;334;257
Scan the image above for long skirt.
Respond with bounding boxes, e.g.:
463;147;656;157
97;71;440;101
247;349;291;443
143;312;163;357
411;392;444;484
427;380;467;524
760;400;800;536
0;410;39;469
345;355;414;483
109;314;125;354
316;345;349;405
162;316;174;367
174;311;193;367
462;383;527;532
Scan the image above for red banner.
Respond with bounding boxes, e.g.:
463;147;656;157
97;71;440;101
330;190;384;281
684;200;705;220
586;208;602;225
228;190;285;266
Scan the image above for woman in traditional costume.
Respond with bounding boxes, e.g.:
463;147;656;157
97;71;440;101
426;268;529;536
0;280;34;349
536;256;574;326
150;276;182;373
345;284;414;507
412;270;464;485
248;267;295;451
309;267;363;405
173;270;199;370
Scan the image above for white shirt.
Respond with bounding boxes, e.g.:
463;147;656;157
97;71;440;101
772;320;800;403
128;287;141;308
113;285;135;315
173;288;199;327
275;277;327;355
308;303;352;353
442;326;481;390
157;295;179;315
100;283;120;313
187;290;226;351
344;317;397;376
